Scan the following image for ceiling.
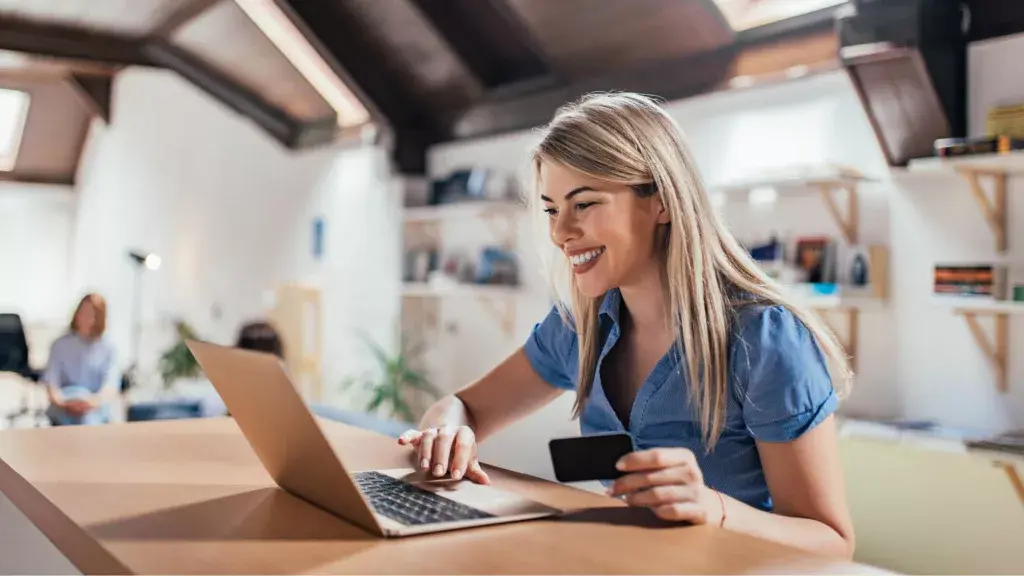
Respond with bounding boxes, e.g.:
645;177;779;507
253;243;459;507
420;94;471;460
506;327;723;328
1;0;1024;182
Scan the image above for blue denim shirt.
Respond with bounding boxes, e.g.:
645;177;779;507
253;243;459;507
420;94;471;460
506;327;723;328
523;289;838;511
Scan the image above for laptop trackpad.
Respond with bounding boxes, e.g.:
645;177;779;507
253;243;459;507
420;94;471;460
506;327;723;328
376;468;556;517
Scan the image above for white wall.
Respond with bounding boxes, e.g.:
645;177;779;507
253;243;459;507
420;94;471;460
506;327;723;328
69;68;400;403
425;35;1024;478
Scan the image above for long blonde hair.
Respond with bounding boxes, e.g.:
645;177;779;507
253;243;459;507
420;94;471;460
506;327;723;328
529;92;852;449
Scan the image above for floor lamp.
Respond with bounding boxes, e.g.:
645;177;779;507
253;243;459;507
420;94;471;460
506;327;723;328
125;250;161;392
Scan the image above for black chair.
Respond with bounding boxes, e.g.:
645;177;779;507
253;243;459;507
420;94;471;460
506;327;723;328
0;313;39;381
0;313;46;427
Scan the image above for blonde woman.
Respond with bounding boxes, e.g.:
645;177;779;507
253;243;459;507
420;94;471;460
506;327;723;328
399;93;855;558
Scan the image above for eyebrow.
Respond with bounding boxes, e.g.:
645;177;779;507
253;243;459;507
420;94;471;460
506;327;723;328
540;186;596;203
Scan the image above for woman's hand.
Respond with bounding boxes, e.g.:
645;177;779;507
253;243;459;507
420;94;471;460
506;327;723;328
397;425;491;485
607;447;723;524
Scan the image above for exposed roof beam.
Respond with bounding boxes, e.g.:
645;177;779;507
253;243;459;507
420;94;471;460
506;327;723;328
152;0;224;38
0;171;74;186
284;0;445;173
0;18;152;67
142;41;321;149
68;74;113;123
967;0;1024;41
453;28;840;140
408;0;552;88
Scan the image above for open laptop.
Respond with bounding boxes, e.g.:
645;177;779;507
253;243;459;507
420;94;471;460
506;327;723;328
186;339;560;537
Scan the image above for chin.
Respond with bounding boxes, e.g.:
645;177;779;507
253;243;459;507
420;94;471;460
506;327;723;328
571;268;616;299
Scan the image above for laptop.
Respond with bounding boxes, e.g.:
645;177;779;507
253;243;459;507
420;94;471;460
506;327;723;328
186;339;561;537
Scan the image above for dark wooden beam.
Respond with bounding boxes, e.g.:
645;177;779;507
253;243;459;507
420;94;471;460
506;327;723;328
0;18;152;67
453;26;842;140
0;171;75;186
152;0;223;38
284;0;444;173
408;0;552;88
142;40;305;148
68;74;113;123
966;0;1024;41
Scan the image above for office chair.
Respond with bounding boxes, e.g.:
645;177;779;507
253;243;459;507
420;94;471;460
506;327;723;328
0;313;46;427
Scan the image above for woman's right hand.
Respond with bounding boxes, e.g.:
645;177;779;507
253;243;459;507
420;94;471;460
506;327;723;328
397;425;491;485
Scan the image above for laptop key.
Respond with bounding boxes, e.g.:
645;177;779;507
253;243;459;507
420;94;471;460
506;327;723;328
353;471;495;526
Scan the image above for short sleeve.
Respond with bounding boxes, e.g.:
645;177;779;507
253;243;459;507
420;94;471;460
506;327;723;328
731;306;838;442
523;306;577;391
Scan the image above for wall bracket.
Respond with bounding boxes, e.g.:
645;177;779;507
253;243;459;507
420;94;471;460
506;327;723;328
817;182;859;244
955;308;1009;393
955;167;1007;252
476;294;516;337
812;307;860;373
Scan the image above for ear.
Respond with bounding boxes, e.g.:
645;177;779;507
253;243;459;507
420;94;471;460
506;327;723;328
654;195;671;224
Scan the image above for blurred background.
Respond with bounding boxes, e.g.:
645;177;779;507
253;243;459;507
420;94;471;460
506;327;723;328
0;0;1022;572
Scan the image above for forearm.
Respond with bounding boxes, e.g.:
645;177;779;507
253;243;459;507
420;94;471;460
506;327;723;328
711;491;854;559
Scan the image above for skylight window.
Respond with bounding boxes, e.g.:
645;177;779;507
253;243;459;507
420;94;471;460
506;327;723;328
0;88;29;172
714;0;849;32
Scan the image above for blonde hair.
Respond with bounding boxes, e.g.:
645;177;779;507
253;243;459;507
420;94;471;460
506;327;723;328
529;92;852;449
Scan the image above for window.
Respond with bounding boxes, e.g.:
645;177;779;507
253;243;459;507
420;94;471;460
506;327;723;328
0;89;30;172
713;0;849;32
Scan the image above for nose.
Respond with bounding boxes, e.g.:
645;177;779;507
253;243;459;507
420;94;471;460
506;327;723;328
550;212;581;247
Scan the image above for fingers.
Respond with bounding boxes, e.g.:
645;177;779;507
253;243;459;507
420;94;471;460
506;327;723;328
396;429;422;446
417;427;438;471
431;426;458;477
652;502;708;523
623;484;701;508
617;447;696;473
447;427;477;480
608;466;697;496
465;459;491;485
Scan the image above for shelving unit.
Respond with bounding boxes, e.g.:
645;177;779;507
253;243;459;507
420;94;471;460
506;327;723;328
402;199;526;338
784;284;886;373
899;150;1024;393
903;150;1024;253
713;165;872;244
931;296;1024;393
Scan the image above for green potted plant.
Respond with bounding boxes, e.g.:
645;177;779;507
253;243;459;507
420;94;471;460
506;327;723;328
158;321;202;392
341;332;442;423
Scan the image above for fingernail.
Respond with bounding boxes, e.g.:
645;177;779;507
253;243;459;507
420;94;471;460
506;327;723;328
451;469;463;480
615;460;625;471
420;458;429;469
433;465;444;476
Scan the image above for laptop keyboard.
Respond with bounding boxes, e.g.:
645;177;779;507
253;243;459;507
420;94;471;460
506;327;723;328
353;470;495;526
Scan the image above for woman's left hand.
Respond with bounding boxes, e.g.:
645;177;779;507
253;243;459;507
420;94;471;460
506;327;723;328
606;447;723;524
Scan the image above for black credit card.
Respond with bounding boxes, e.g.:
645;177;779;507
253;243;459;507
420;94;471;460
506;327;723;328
549;432;635;483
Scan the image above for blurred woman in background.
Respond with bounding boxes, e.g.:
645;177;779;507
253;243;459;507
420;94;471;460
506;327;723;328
43;294;119;426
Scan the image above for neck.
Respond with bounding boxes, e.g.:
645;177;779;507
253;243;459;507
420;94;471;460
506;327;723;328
617;263;668;333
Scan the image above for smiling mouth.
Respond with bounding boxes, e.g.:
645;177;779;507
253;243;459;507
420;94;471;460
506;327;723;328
569;247;605;271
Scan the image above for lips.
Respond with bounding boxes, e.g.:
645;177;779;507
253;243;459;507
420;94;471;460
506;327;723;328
567;246;605;274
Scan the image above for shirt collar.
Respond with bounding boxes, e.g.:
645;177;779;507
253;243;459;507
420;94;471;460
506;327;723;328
599;288;622;325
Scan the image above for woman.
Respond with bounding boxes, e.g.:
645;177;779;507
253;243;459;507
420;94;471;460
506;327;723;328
43;294;119;426
398;93;855;558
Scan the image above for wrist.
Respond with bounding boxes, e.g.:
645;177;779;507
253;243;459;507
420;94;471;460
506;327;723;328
701;486;727;527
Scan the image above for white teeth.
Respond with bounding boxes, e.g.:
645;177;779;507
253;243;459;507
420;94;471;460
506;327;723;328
569;247;605;266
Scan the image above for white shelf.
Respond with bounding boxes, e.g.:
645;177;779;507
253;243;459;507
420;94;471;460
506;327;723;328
401;282;520;298
783;285;885;311
905;150;1024;174
933;296;1024;315
403;200;525;223
712;165;870;196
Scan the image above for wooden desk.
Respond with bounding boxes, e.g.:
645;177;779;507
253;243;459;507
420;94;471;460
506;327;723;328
0;418;885;574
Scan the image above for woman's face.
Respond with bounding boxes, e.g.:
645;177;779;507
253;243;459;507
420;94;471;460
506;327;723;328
74;301;97;336
540;161;668;298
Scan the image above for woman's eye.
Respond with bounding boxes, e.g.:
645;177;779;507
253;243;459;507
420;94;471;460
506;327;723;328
575;202;595;211
543;207;558;216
